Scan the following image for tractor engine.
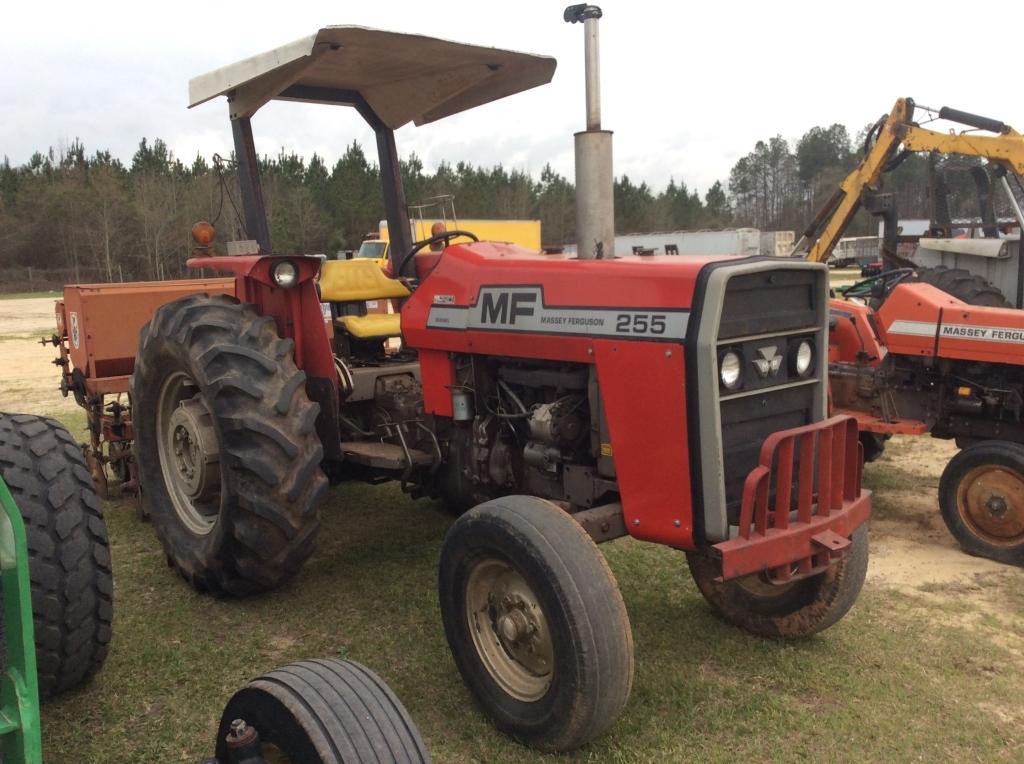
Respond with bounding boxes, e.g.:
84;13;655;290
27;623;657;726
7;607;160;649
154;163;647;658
831;354;1024;445
435;357;615;511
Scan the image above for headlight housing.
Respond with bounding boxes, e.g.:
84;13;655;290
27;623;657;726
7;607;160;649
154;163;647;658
790;338;814;378
271;260;299;289
719;349;743;391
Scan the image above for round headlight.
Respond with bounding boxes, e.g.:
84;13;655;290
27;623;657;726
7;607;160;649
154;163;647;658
793;339;814;377
271;260;298;288
719;350;743;390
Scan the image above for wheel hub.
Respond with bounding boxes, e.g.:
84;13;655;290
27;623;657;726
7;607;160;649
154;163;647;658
156;371;223;536
958;465;1024;546
167;396;220;502
465;559;554;702
986;495;1008;518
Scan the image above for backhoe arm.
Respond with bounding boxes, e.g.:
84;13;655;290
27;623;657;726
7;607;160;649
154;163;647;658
792;98;1024;265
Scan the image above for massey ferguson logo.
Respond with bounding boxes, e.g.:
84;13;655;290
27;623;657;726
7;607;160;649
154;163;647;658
425;284;690;340
479;290;538;325
753;345;783;378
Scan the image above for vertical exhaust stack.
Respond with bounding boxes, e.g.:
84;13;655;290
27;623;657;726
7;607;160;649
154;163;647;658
565;4;614;259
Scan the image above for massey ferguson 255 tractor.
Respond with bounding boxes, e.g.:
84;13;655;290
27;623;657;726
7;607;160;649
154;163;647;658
107;18;872;753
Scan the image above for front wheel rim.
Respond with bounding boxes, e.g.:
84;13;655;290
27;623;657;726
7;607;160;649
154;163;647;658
465;557;554;702
956;464;1024;547
156;371;222;536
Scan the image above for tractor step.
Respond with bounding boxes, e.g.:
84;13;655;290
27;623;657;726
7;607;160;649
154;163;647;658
340;442;433;470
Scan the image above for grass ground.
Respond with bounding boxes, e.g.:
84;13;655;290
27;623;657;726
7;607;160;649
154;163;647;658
0;290;61;301
35;405;1024;763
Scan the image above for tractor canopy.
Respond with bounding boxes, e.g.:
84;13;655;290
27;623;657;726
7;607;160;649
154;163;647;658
188;26;557;126
187;26;556;263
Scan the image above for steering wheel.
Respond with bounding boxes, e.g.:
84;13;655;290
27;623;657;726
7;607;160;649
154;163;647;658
397;230;479;278
839;268;915;302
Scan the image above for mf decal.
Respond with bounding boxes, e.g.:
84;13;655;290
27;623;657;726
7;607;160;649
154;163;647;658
426;285;688;340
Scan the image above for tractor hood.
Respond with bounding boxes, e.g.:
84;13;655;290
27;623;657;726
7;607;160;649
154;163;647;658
188;26;557;126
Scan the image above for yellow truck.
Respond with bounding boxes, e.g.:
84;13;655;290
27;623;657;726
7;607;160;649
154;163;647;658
355;218;543;264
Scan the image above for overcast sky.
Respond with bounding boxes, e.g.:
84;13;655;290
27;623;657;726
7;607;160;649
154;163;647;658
2;0;1020;197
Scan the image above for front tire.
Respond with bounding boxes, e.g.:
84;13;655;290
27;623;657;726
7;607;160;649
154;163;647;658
130;294;326;596
686;526;869;638
438;496;634;752
0;413;113;697
939;441;1024;565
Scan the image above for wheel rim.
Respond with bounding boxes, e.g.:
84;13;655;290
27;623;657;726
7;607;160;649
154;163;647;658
956;464;1024;547
465;557;554;702
156;371;222;536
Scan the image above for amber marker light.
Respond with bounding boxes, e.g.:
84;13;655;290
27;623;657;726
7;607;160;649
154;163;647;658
191;221;216;247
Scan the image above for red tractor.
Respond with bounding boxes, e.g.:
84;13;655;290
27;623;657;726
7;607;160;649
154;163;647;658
111;21;872;752
792;97;1024;565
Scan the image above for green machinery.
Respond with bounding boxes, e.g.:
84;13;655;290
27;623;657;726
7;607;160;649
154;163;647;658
0;475;41;764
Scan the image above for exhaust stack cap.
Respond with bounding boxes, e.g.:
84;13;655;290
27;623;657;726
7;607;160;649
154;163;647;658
564;4;603;23
564;4;614;260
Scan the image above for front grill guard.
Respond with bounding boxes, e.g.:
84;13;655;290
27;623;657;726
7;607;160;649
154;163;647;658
712;415;871;582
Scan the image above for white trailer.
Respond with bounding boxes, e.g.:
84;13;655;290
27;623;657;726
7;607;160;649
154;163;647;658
562;228;763;257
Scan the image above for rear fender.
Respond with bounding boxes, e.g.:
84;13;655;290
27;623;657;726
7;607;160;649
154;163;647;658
188;255;341;462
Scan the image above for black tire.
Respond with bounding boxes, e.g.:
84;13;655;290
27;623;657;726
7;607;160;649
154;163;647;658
0;413;113;697
214;658;429;763
686;526;869;638
438;496;634;752
914;265;1012;307
860;432;889;463
130;294;326;596
938;441;1024;566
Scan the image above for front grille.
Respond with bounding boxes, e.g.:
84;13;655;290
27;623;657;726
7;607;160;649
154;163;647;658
719;270;819;338
690;259;828;542
720;384;815;516
718;268;823;523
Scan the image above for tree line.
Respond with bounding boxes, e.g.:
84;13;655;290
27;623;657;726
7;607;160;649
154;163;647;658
1;118;1014;291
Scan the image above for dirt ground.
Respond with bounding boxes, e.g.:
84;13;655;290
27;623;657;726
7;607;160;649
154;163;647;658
2;294;1020;600
0;296;78;415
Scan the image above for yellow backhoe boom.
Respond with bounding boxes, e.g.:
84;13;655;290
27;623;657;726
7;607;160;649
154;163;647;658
792;98;1024;264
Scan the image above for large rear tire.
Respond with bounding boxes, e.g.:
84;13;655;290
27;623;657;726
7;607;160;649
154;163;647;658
686;526;869;638
939;441;1024;565
130;294;326;596
914;265;1011;307
214;658;430;763
438;496;634;752
0;413;113;697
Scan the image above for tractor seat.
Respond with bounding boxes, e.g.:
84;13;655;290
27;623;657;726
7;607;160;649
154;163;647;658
336;313;402;339
319;258;411;302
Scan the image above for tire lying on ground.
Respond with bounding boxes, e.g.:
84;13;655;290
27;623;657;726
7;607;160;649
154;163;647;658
438;495;634;753
913;265;1011;307
0;412;113;697
214;658;430;763
686;526;869;638
939;440;1024;566
130;294;327;597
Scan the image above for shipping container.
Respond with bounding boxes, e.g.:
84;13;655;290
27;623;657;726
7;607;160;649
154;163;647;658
562;228;763;257
759;230;795;257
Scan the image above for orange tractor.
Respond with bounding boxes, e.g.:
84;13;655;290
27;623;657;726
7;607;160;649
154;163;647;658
793;97;1024;565
48;17;872;751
